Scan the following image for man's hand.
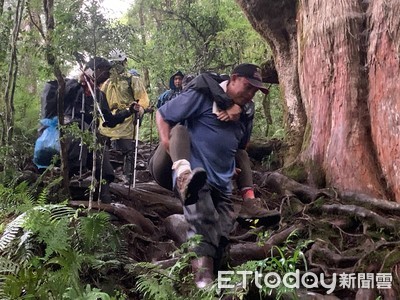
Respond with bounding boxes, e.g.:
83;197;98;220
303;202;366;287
129;102;141;114
216;104;242;122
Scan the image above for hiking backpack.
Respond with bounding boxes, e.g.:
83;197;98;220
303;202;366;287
40;78;81;119
34;78;81;169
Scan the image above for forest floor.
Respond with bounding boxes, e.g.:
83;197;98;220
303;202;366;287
36;140;400;299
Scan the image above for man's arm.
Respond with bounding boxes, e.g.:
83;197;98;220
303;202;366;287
99;91;134;127
156;110;171;152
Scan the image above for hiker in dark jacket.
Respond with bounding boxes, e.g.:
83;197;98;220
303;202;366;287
67;57;137;203
149;63;274;289
156;70;184;108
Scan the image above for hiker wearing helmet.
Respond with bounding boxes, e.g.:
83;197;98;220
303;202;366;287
99;49;150;186
156;70;184;108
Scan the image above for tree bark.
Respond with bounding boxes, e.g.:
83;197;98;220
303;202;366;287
237;0;400;202
297;0;389;199
236;0;307;165
4;0;25;147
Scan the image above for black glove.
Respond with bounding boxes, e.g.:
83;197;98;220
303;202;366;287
129;102;140;114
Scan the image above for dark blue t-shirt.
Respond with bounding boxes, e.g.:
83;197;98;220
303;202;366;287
158;89;248;194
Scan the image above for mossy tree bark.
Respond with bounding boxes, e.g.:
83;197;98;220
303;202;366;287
236;0;400;202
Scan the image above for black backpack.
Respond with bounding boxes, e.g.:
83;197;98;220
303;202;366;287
184;72;233;110
40;78;81;119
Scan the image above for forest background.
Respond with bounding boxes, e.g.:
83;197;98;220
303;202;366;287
2;0;400;298
0;0;287;299
0;0;283;182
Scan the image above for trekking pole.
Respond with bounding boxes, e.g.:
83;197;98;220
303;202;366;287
132;111;140;189
128;105;140;197
74;54;106;123
81;73;105;123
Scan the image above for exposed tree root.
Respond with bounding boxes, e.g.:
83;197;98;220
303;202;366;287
229;224;302;265
64;148;400;298
260;171;326;203
341;191;400;216
69;200;156;235
316;204;400;232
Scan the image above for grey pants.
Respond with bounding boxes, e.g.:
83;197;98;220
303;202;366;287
148;125;235;259
184;184;235;259
112;139;136;176
148;126;253;190
235;148;253;190
148;125;191;190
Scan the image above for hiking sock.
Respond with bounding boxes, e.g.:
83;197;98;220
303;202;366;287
240;187;255;200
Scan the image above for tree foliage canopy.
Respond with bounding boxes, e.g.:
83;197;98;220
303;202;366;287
0;0;280;159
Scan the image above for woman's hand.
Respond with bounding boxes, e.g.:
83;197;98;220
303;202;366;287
216;104;242;122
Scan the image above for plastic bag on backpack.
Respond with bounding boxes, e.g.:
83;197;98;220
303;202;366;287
33;117;60;169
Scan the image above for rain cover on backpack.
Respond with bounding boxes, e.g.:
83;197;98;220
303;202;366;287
33;117;60;169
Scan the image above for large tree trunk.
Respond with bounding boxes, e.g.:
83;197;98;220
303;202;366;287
366;1;400;201
236;0;400;202
236;0;306;165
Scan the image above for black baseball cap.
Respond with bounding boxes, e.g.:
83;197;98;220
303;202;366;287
232;63;268;94
85;57;112;71
84;57;111;84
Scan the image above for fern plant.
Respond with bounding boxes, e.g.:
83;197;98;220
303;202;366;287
0;204;128;299
0;181;35;220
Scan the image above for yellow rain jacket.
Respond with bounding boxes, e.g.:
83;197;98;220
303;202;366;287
99;69;149;140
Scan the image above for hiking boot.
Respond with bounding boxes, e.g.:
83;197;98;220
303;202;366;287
176;167;207;205
191;256;214;289
237;198;280;227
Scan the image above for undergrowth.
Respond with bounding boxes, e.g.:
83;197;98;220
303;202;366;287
0;201;129;299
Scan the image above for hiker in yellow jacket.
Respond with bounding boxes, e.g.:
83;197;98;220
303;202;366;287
99;49;150;185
